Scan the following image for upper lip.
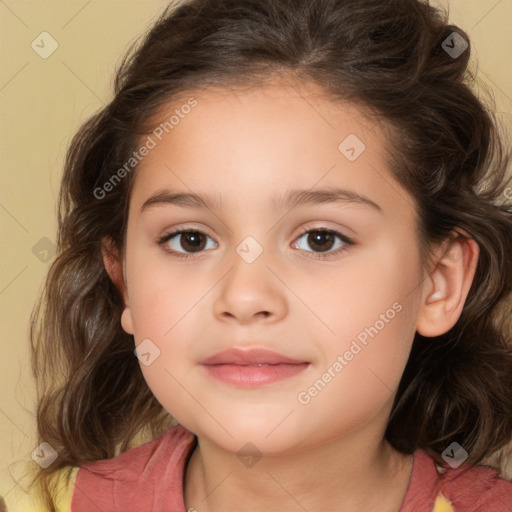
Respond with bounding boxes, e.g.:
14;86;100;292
201;348;308;365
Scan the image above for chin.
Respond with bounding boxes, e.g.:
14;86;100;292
184;413;304;455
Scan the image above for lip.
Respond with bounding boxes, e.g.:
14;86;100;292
201;348;307;365
200;348;310;388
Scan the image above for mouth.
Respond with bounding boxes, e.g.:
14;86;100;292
200;348;310;388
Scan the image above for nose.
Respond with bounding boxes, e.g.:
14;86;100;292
213;249;288;325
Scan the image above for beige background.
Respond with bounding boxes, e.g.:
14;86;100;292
1;0;511;510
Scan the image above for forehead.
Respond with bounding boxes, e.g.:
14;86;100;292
130;78;414;221
144;78;378;152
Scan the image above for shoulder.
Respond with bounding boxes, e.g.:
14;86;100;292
79;422;195;477
71;423;196;511
403;449;512;512
51;466;80;512
433;457;512;511
0;464;79;512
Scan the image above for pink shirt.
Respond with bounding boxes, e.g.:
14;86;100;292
71;424;512;511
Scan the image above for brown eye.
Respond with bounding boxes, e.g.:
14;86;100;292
176;232;207;252
305;231;336;252
292;228;353;257
159;230;217;255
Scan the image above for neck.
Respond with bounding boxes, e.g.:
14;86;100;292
184;427;413;512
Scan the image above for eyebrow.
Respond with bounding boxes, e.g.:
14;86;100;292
140;187;383;214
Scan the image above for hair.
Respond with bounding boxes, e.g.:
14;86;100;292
29;0;512;508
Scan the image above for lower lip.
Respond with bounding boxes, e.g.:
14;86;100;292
201;363;309;388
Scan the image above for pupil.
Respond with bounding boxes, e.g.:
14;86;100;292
308;231;334;252
182;232;204;252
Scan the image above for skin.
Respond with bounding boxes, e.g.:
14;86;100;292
103;76;479;511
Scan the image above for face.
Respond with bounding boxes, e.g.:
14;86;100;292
119;78;427;455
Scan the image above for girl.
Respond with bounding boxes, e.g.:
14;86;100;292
23;0;512;510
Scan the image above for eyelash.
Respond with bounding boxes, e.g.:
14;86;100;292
157;226;354;261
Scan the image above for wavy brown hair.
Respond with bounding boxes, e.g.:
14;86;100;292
29;0;512;508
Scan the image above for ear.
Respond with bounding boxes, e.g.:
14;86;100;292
416;231;479;337
101;236;134;335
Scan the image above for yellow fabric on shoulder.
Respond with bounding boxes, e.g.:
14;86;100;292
2;466;78;512
50;466;79;512
432;493;455;512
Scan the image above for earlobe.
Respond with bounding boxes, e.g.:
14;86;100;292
101;236;134;335
416;232;479;337
121;308;134;335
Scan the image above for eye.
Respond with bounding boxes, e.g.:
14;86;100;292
158;229;217;259
292;228;353;259
157;227;354;261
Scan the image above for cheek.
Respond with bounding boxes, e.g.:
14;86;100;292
125;249;214;419
300;239;421;351
126;247;210;339
139;356;192;422
295;302;417;445
299;241;421;404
